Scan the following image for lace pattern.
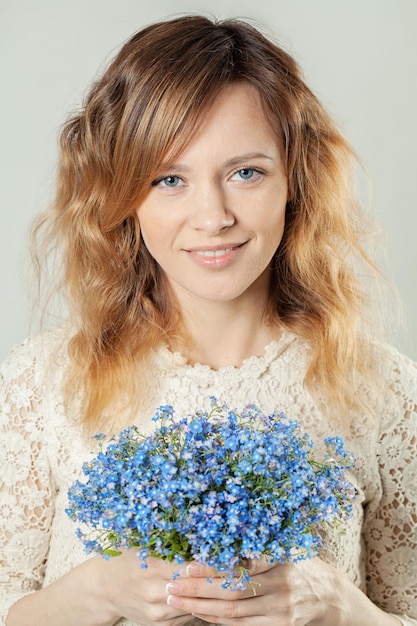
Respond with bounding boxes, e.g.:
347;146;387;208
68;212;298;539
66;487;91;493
1;326;416;625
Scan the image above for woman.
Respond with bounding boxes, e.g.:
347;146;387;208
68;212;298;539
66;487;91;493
1;15;416;626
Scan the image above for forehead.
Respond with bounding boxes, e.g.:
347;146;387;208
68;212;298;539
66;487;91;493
160;83;282;166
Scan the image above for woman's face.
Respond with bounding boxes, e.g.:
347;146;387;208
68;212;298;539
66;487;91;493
137;82;288;311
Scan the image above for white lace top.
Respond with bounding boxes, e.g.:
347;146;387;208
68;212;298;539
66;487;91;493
1;326;416;626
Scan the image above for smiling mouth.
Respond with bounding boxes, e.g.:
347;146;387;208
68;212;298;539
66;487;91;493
186;243;245;257
194;247;238;258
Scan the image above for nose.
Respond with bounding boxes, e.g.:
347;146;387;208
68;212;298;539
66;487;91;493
188;183;235;235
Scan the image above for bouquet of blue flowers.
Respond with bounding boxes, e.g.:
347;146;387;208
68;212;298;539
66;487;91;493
66;400;355;589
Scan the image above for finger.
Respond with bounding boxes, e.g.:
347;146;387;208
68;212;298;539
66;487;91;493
167;594;263;620
178;567;273;600
183;562;263;590
166;576;254;601
241;554;279;576
184;562;225;579
185;555;277;581
190;615;226;625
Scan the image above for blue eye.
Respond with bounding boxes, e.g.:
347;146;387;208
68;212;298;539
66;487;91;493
231;167;265;182
238;168;255;180
152;175;182;188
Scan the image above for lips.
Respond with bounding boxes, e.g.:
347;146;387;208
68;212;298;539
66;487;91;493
184;243;244;255
193;247;238;258
184;242;246;268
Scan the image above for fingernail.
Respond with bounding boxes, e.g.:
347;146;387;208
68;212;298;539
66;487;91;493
186;563;203;576
165;582;180;594
167;594;182;608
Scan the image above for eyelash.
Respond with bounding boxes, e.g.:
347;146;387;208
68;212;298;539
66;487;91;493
231;167;265;182
151;166;266;188
151;175;181;188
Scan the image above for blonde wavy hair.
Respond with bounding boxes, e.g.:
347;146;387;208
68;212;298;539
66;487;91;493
32;15;383;429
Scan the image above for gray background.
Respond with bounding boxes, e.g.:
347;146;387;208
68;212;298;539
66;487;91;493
1;0;416;360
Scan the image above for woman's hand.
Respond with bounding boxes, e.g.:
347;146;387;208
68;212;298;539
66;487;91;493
7;551;192;626
95;551;193;625
166;556;336;625
165;557;402;626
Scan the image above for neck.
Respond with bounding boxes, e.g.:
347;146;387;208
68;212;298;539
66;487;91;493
171;296;281;369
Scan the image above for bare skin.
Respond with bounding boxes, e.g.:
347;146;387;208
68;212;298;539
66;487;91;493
7;553;191;626
167;557;403;626
8;552;402;626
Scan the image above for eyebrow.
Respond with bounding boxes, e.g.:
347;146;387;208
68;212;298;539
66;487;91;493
223;152;276;168
158;152;275;172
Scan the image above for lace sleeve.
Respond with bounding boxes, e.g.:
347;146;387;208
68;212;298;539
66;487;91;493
365;349;417;625
0;339;56;626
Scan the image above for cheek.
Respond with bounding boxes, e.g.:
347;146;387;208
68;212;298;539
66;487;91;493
139;218;180;266
263;207;286;250
138;218;163;261
138;207;163;245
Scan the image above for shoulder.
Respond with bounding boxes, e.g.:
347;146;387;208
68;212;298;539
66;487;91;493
0;324;76;443
0;323;73;386
380;342;417;385
371;341;417;433
372;341;417;391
